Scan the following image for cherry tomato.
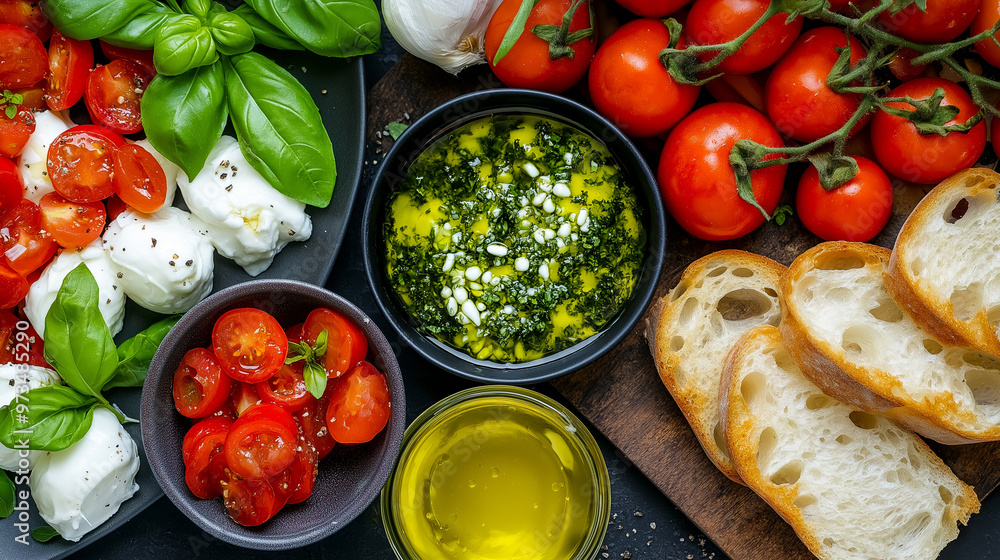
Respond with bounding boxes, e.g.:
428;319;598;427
974;1;1000;68
10;85;44;110
47;125;123;203
0;1;51;42
0;106;34;158
484;0;597;93
256;361;311;413
230;380;261;417
173;347;235;419
0;198;56;276
284;428;319;505
99;41;156;77
182;417;231;499
325;361;391;445
0;157;23;208
870;78;986;185
301;308;367;379
0;259;27;309
614;0;691;17
887;48;927;82
658;102;787;240
0;23;47;89
183;416;232;461
213;308;288;383
267;459;297;510
104;193;128;222
44;29;94;112
684;0;802;75
222;476;278;527
38;192;107;249
588;19;700;138
765;27;869;143
84;58;153;134
293;390;336;460
796;156;893;242
285;322;303;343
879;0;978;45
224;402;298;480
0;310;47;366
113;143;168;213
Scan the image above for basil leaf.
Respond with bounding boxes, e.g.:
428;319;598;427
142;61;227;181
43;264;119;397
101;4;175;50
40;0;162;40
243;0;380;57
233;4;305;51
0;472;13;519
183;0;211;19
224;52;337;207
105;315;181;390
0;386;98;452
32;526;61;543
208;10;255;56
303;362;327;399
153;14;218;76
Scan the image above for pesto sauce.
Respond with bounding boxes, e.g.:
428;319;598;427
384;114;645;363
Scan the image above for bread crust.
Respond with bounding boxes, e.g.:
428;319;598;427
781;241;1000;445
647;250;785;484
888;167;1000;357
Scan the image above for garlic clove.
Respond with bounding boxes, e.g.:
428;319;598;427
383;0;505;75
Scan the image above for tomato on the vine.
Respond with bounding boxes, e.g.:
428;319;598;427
658;102;787;240
0;23;47;89
870;78;986;185
0;1;51;42
47;125;124;203
0;198;56;276
765;27;869;143
588;18;700;137
212;308;288;383
301;307;366;379
973;0;1000;68
38;192;107;248
113;143;168;213
614;0;691;17
84;58;153;134
797;156;894;242
325;361;391;444
0;106;34;158
878;0;979;45
684;0;802;75
484;0;596;94
44;29;94;112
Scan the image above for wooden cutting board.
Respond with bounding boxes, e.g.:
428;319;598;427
367;54;1000;560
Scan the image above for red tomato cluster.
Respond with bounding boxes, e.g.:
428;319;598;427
483;0;995;243
173;307;391;527
0;8;167;312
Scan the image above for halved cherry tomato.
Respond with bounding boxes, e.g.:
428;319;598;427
224;402;298;480
222;475;278;527
230;381;261;417
47;126;122;203
267;461;297;511
0;106;34;158
104;194;128;222
0;313;47;367
9;85;44;110
113;143;168;213
183;416;233;462
796;156;894;242
684;0;802;75
0;259;27;309
325;361;391;445
84;59;152;134
256;361;311;413
285;428;319;505
285;322;303;343
182;417;231;499
44;29;94;112
301;308;366;379
0;157;23;208
213;308;288;383
173;347;235;419
99;41;156;76
0;1;52;42
293;390;336;460
0;23;47;88
0;198;56;276
38;192;107;249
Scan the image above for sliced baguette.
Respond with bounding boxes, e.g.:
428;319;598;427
781;241;1000;444
887;167;1000;357
722;325;979;560
647;250;785;483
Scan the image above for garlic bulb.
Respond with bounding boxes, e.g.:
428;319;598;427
383;0;505;75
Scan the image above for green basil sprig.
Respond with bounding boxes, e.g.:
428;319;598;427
286;329;329;398
233;4;305;51
224;52;337;208
99;4;175;50
208;7;255;56
243;0;380;57
0;265;178;452
40;0;160;40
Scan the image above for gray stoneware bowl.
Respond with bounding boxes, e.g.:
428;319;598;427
362;88;667;384
140;279;405;550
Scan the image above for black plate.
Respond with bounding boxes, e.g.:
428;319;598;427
0;50;365;559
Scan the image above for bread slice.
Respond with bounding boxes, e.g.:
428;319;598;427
887;167;1000;357
722;325;979;560
647;250;785;483
781;241;1000;444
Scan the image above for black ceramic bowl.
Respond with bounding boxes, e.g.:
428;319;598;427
362;88;666;384
140;280;406;550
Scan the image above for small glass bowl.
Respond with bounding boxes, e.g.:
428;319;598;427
381;386;610;560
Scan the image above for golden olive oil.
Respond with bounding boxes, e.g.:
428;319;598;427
386;392;606;560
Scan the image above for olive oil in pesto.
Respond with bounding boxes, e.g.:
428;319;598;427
384;114;645;363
